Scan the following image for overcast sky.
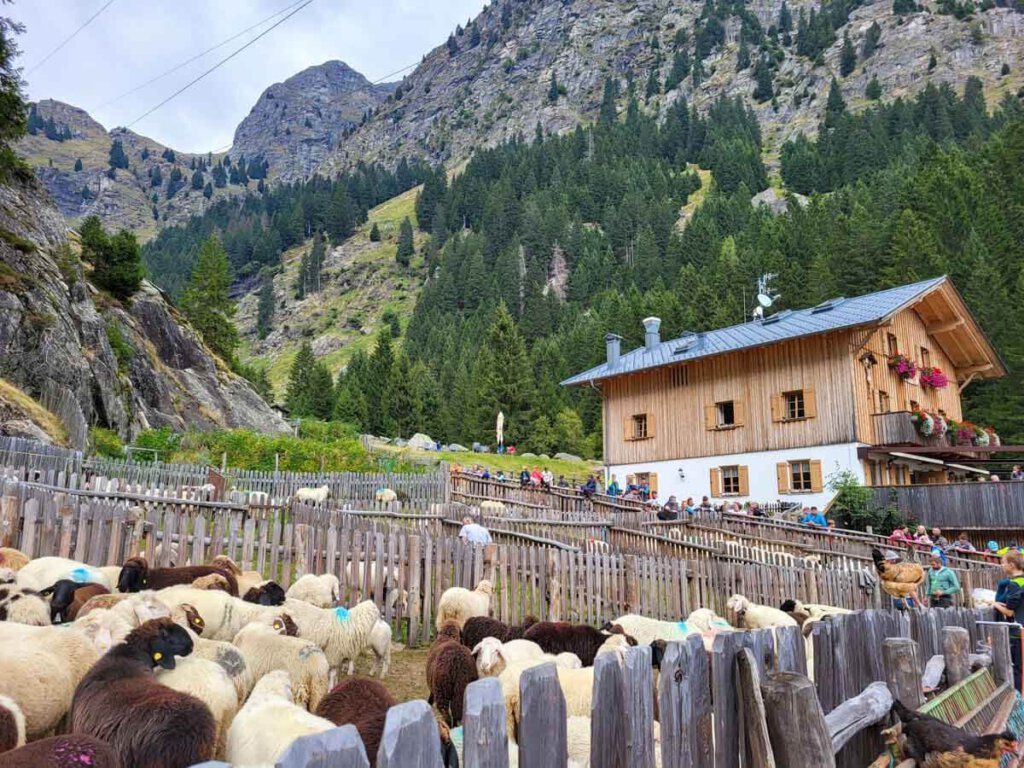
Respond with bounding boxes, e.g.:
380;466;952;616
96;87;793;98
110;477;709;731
12;0;486;153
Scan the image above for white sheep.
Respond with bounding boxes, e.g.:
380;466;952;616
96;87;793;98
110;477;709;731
0;584;49;625
594;633;634;666
502;665;600;739
286;573;340;609
609;608;736;651
169;603;254;702
15;556;111;592
0;567;14;584
347;618;393;678
435;579;493;631
225;670;335;768
473;638;581;678
97;565;122;588
0;621;103;739
156;654;239;757
153;586;274;640
480;500;507;516
294;485;330;504
375;488;398;504
726;594;798;629
233;618;330;711
281;598;381;680
0;694;26;752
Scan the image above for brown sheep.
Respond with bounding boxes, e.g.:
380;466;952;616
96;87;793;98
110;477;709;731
69;617;216;767
523;621;636;667
460;615;537;651
315;678;459;768
0;548;28;572
190;573;233;592
0;734;119;768
38;581;109;623
426;622;478;727
242;582;286;606
117;557;239;596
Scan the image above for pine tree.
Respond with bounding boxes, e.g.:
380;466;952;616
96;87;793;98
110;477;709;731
865;75;882;100
447;33;458;56
191;170;204;190
81;217;144;300
369;222;381;242
396;217;414;265
285;342;317;418
928;51;937;71
307;362;335;420
778;0;793;33
840;31;856;76
824;77;846;127
326;186;355;241
203;181;213;199
645;67;661;98
599;77;620;124
548;72;559;103
861;22;881;59
212;164;227;188
665;50;690;91
256;270;275;340
893;0;917;12
752;56;774;102
473;304;533;445
73;157;83;172
108;139;128;170
736;38;751;71
150;166;162;187
179;235;238;363
295;230;326;298
365;330;396;434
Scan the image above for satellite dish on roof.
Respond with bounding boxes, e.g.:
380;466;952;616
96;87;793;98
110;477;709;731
757;293;774;308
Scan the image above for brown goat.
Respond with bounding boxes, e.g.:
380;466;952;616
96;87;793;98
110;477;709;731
460;615;537;651
70;617;216;768
117;557;238;596
0;734;118;768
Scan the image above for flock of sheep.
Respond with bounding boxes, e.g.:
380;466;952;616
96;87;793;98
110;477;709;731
0;543;855;768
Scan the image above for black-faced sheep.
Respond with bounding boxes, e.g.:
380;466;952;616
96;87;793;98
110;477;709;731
0;734;119;768
69;617;216;767
315;677;459;768
242;581;286;606
460;615;537;651
426;622;478;727
523;621;636;667
117;557;239;596
39;580;109;623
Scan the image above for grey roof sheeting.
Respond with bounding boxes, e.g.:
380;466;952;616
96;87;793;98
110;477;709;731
561;276;948;387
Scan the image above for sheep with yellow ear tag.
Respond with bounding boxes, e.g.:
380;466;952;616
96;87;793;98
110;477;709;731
232;615;329;711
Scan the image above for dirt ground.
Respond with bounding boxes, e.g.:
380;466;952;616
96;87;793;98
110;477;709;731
349;645;431;704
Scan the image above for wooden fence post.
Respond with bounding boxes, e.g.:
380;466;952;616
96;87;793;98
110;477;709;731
761;672;836;768
658;634;712;768
547;549;562;622
736;648;775;768
377;700;444;768
518;663;567;768
712;631;744;768
882;637;923;708
408;534;422;647
774;625;807;676
463;678;509;768
984;623;1014;689
941;626;970;686
590;653;627;768
276;724;370;768
824;681;892;754
20;498;38;557
0;494;18;547
624;554;639;614
622;644;655;768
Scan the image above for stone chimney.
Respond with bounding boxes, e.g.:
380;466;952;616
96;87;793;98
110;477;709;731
605;333;622;368
643;317;662;351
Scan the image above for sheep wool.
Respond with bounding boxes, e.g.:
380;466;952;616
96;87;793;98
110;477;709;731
286;573;341;609
0;694;25;753
232;620;330;711
281;598;380;676
435;579;493;631
293;486;330;504
0;548;28;572
156;655;239;756
15;557;111;592
0;734;119;768
726;594;799;630
348;618;392;678
0;586;49;626
225;671;335;768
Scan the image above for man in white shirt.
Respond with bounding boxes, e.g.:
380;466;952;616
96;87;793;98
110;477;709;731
458;516;492;544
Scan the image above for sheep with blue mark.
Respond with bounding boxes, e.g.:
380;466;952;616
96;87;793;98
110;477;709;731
232;613;330;711
279;599;381;683
605;606;736;656
15;557;111;593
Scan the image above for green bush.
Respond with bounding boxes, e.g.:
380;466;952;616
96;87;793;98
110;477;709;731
105;322;135;374
174;426;374;473
132;427;182;461
827;470;906;534
90;426;124;458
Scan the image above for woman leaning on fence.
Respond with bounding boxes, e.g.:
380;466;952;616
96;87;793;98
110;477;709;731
992;549;1024;693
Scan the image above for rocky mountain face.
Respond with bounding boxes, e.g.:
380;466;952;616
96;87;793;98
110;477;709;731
230;61;397;181
317;0;1023;176
17;99;243;240
0;177;287;442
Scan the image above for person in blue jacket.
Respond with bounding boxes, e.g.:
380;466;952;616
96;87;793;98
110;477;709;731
993;549;1024;693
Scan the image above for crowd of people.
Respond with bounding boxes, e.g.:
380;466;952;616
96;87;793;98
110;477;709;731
886;523;1022;563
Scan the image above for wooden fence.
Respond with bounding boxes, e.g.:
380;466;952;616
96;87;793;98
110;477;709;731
872;481;1024;531
38;380;89;452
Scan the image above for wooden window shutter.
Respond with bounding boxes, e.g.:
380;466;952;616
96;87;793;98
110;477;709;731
777;463;791;493
734;400;746;427
623;415;632;442
804;389;817;419
738;466;750;496
771;394;783;422
647;412;656;438
704;405;716;431
810;460;824;493
710;468;723;497
649;473;658;494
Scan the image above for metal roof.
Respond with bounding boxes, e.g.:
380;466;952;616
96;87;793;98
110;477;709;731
561;276;948;387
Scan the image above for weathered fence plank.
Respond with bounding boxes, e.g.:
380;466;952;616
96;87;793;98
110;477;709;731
463;678;509;768
622;644;655;768
377;700;443;768
941;626;970;686
882;638;923;708
824;682;892;753
762;672;836;768
518;663;567;768
276;725;371;768
659;635;712;768
590;653;627;768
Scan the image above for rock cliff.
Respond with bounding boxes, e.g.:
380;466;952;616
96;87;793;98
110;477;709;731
0;177;287;441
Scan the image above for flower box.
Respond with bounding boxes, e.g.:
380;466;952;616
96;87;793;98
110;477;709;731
888;354;918;381
919;366;949;390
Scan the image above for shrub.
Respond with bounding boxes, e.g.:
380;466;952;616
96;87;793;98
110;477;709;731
90;427;124;458
131;426;182;461
105;321;135;374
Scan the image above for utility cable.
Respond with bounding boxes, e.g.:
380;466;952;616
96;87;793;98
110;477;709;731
27;0;116;75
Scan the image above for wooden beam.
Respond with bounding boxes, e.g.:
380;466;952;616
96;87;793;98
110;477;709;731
957;363;994;378
926;318;964;335
825;681;893;753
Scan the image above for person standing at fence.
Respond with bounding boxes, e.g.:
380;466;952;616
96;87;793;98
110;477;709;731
993;550;1024;693
459;516;492;545
607;475;620;498
925;553;960;608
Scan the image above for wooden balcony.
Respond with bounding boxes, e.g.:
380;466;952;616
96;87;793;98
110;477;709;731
871;481;1024;531
872;411;941;447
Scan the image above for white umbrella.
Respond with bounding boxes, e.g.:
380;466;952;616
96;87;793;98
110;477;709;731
496;411;505;447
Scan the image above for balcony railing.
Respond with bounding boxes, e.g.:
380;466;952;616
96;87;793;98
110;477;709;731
872;411;948;447
871;481;1024;530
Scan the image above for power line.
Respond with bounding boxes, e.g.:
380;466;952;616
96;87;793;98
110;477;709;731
28;0;117;75
97;0;309;110
127;0;316;130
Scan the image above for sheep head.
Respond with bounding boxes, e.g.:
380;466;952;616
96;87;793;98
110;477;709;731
726;594;750;615
243;581;286;606
208;555;242;576
179;603;206;635
475;580;494;596
128;617;193;670
118;558;149;592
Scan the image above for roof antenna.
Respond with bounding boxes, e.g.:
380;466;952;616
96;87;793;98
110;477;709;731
754;273;781;322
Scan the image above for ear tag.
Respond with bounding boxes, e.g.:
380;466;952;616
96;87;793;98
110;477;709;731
153;651;163;662
273;620;283;630
333;606;350;623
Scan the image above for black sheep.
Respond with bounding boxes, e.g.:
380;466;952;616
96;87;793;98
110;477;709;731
242;581;286;606
460;615;537;651
523;621;635;667
70;617;216;768
38;580;109;623
117;557;239;596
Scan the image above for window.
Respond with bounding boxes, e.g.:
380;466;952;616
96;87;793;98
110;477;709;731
722;465;741;495
790;461;813;492
887;333;899;356
920;347;931;368
784;390;806;420
717;401;735;427
632;414;648;440
878;390;890;413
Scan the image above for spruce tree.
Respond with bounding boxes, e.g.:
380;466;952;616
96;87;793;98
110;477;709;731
473;303;533;445
369;222;381;242
256;270;275;340
665;50;690;91
893;0;917;12
212;164;227;188
645;67;661;98
737;39;751;71
203;181;213;199
599;77;620;124
840;31;856;76
548;72;559;103
191;170;204;190
73;157;83;172
862;22;881;59
396;217;414;265
108;139;128;170
307;361;335;420
81;216;143;300
865;75;882;100
180;235;238;363
366;330;396;434
928;51;937;71
752;56;774;102
285;342;317;418
778;0;793;33
824;77;846;127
